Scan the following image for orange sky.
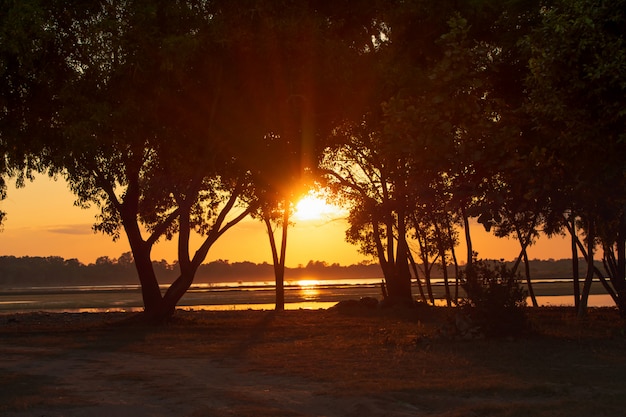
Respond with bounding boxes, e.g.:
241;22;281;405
0;174;572;266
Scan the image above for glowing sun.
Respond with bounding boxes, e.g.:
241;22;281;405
294;194;345;221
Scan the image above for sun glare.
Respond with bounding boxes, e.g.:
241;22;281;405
294;194;345;221
297;279;320;287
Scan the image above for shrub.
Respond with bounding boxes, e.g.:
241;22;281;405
460;259;528;336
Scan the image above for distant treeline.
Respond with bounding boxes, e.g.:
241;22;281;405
0;254;383;288
0;254;598;289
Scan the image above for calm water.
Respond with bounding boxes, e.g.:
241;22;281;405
0;278;616;314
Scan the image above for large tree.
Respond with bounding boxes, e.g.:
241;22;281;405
224;0;376;310
2;1;261;321
323;122;415;304
524;0;626;316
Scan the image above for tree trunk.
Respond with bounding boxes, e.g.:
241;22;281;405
121;215;162;316
277;208;289;310
511;220;538;307
569;222;619;308
578;220;595;319
512;244;538;307
571;216;580;310
441;251;451;307
414;224;435;304
461;205;473;267
371;212;412;305
446;222;460;304
613;210;626;317
392;212;413;302
407;248;427;303
434;222;451;307
132;242;163;315
383;243;413;304
264;207;289;311
522;249;536;307
159;272;195;319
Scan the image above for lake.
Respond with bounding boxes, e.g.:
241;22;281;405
0;278;616;313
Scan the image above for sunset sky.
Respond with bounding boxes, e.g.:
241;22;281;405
0;174;572;266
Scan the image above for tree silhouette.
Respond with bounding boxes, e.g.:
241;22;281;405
1;2;262;320
524;0;626;316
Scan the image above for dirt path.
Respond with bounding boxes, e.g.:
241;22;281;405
1;340;420;417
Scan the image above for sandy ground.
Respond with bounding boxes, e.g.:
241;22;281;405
0;311;428;416
2;346;420;417
2;308;626;416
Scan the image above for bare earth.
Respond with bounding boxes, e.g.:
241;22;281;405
1;306;625;417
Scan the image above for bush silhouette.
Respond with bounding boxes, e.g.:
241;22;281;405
460;259;528;336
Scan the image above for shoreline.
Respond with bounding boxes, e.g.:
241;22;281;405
0;280;616;314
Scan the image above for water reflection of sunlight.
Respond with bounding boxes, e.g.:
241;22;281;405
297;279;321;301
298;279;320;287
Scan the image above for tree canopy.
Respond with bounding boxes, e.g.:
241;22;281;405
1;0;625;317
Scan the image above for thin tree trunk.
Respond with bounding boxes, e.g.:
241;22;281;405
434;223;451;307
407;248;427;303
522;248;535;307
424;260;435;305
264;208;289;311
392;211;413;303
277;208;289;310
415;225;435;304
613;210;626;317
578;220;595;319
566;218;619;309
571;215;580;309
441;250;451;307
450;237;460;305
461;205;473;267
512;234;538;307
511;220;538;307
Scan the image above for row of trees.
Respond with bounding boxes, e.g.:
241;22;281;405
321;0;626;317
0;254;597;289
0;255;386;288
1;0;624;320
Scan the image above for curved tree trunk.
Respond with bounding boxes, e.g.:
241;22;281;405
371;212;412;305
434;222;451;307
121;214;163;316
570;215;580;310
413;221;435;304
522;249;535;307
611;210;626;317
511;221;538;307
390;211;413;303
131;241;163;315
461;205;473;267
450;244;460;305
264;207;289;311
407;248;427;303
578;220;595;319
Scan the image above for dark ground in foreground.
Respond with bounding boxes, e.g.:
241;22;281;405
1;306;625;416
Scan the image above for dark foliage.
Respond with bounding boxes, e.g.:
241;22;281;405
460;259;528;336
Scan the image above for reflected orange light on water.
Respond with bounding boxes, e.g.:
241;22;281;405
297;279;321;301
182;302;337;311
297;279;321;287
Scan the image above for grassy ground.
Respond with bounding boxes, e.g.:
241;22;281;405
1;306;625;416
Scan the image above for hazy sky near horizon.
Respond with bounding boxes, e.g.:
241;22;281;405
0;174;572;266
